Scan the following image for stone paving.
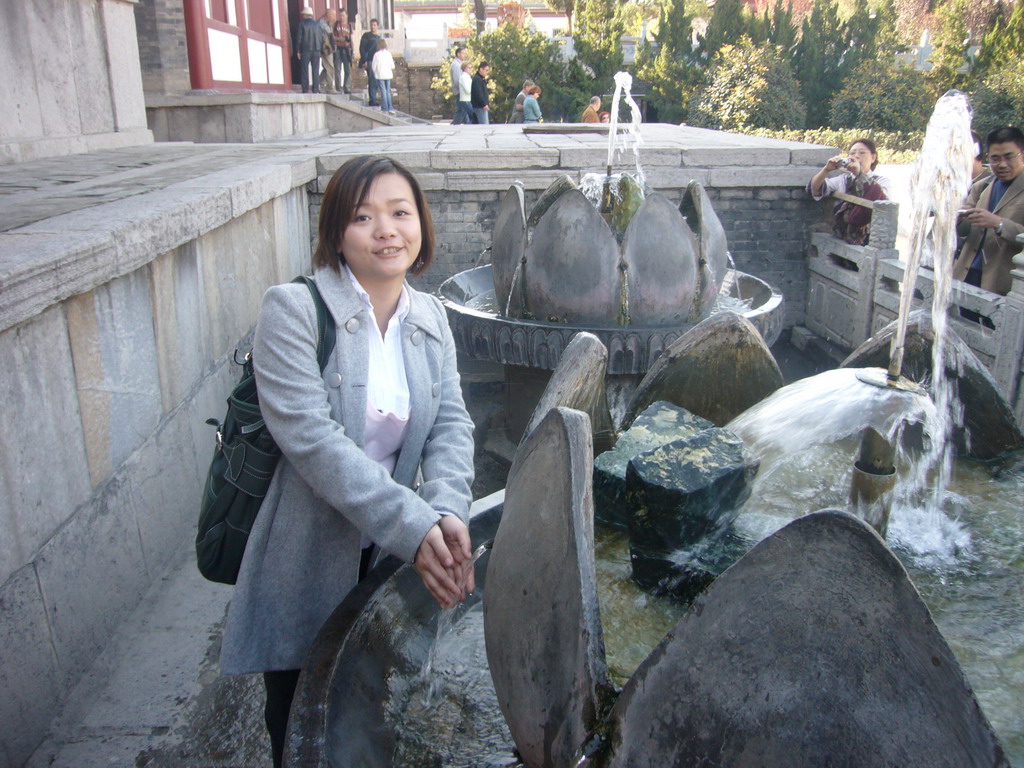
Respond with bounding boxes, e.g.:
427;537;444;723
0;143;293;232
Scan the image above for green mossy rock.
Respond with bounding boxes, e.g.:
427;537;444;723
593;401;714;531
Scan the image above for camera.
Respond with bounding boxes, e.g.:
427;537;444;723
836;158;851;168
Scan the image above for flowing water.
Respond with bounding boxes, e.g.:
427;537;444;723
605;72;645;189
380;465;1024;766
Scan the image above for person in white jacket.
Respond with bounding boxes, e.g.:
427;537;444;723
455;61;474;124
371;39;395;112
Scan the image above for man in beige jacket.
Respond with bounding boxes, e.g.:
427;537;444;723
953;126;1024;296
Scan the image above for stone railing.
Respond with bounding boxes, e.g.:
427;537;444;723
804;200;899;349
805;203;1024;423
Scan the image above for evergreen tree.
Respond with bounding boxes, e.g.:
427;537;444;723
928;0;972;93
844;0;881;73
575;0;625;85
699;0;755;61
973;0;1024;81
636;0;700;122
873;0;905;56
765;0;798;52
545;0;577;34
791;0;852;127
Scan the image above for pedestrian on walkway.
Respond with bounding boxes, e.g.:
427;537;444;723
294;7;324;94
333;17;353;93
359;19;382;107
471;62;491;125
449;46;468;121
372;39;395;113
523;85;542;124
318;9;338;94
507;79;534;124
580;96;601;123
219;155;476;768
454;61;475;124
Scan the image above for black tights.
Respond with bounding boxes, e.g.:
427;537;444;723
261;545;377;767
263;668;301;768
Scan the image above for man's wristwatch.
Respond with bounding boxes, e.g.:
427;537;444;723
995;221;1004;236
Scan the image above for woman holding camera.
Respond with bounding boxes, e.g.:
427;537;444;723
808;138;892;245
220;155;476;768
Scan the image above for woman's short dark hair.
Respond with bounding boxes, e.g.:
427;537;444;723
851;137;879;170
313;155;434;276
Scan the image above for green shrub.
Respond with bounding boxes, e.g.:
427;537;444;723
745;127;925;164
969;62;1024;137
688;39;805;131
829;58;934;133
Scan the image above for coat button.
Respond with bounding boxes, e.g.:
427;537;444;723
345;318;360;333
411;329;423;345
328;372;343;387
432;382;440;397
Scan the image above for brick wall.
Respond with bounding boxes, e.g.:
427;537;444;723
395;63;448;120
134;0;192;95
349;60;447;119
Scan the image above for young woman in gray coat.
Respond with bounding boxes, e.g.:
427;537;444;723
220;155;476;767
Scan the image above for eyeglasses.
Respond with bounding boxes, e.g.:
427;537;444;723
987;152;1021;166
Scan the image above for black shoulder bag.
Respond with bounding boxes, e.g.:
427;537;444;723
196;276;337;584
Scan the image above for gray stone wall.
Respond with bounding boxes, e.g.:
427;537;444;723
0;0;153;164
0;176;313;767
134;0;192;95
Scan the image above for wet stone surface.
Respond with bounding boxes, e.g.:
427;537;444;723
593;401;714;531
625;427;758;595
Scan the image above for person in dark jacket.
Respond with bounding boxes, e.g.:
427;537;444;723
294;7;324;93
471;62;491;125
359;19;381;107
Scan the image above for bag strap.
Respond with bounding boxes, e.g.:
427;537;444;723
291;276;337;372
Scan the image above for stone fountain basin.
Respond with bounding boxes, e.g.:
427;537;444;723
285;494;507;768
439;265;783;375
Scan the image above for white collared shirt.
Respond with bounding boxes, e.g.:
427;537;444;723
344;266;411;420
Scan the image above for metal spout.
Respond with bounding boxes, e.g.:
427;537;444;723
849;427;897;535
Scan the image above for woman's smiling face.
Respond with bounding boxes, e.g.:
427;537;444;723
339;172;422;289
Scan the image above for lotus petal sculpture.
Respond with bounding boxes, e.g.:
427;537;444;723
492;176;730;327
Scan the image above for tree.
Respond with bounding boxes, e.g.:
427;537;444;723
928;0;972;93
763;0;799;51
574;0;625;85
698;0;754;61
829;58;934;132
689;37;806;130
545;0;576;34
873;0;907;56
635;0;701;122
430;23;586;122
973;0;1024;81
792;0;852;127
616;0;661;36
969;60;1024;136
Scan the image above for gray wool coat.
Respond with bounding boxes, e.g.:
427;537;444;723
220;266;475;675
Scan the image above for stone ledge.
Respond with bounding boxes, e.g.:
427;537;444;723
0;157;316;334
1;128;154;167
